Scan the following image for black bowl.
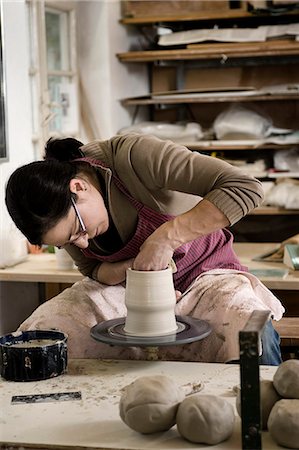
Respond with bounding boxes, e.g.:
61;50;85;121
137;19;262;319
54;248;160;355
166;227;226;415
0;330;67;382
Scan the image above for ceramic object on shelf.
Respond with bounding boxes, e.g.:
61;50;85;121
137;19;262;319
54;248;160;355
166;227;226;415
124;267;177;337
0;228;28;269
54;248;75;270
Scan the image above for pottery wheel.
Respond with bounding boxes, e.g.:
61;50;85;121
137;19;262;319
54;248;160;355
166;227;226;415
90;315;211;347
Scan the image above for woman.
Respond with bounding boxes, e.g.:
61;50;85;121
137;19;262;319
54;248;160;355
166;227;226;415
5;133;284;363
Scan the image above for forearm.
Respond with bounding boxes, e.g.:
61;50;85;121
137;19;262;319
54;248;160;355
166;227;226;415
159;199;229;248
96;259;134;285
133;199;229;270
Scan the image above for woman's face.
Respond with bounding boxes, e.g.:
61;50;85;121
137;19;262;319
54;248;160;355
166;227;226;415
43;177;109;249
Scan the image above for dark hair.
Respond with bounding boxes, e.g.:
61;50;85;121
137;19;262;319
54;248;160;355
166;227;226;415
5;137;89;246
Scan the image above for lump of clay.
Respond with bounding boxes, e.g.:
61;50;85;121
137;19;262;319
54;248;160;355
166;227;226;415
119;375;185;434
236;380;280;429
176;394;235;445
273;359;299;398
268;399;299;449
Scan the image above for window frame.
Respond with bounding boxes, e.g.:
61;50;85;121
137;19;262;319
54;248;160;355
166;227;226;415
27;0;79;158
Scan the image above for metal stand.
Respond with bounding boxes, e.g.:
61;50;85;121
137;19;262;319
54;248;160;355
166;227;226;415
239;310;271;450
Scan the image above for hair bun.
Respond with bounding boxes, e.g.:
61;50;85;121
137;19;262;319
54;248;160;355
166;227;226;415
44;138;84;162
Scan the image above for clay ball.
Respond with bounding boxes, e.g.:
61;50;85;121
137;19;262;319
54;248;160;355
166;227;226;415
176;394;235;445
119;375;185;434
236;380;280;429
273;359;299;398
268;399;299;449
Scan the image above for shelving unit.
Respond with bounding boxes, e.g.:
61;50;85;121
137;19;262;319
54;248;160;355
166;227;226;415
117;4;299;240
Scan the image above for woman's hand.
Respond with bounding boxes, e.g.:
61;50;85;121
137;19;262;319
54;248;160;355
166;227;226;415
133;236;174;271
133;198;229;271
96;258;134;285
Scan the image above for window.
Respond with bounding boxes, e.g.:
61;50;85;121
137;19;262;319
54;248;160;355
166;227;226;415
28;0;79;157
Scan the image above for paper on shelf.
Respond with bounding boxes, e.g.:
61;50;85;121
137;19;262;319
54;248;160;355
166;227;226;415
158;23;299;46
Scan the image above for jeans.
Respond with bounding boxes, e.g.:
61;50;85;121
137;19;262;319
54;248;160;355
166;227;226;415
259;320;282;366
227;320;282;366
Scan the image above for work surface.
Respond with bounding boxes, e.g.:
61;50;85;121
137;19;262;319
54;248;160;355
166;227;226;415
0;253;83;283
0;359;288;450
0;243;298;290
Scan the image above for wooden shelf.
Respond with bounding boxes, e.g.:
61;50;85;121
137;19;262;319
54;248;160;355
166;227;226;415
120;10;299;25
250;206;299;215
120;10;251;25
117;40;299;62
122;93;299;106
177;142;299;151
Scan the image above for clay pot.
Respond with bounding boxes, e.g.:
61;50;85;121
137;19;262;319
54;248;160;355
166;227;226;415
124;267;177;337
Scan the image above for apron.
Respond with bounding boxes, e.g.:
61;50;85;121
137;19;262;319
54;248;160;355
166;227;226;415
78;157;246;293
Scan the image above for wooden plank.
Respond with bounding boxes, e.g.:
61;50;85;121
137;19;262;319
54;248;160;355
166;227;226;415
117;41;299;62
120;10;299;24
120;0;242;21
250;207;299;216
120;9;250;24
273;317;299;344
121;93;299;105
182;143;299;151
119;5;299;25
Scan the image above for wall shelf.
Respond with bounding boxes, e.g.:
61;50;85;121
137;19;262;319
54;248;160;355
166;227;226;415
117;41;299;63
120;10;253;25
166;142;299;152
118;10;299;237
120;9;299;25
250;207;299;215
122;92;299;106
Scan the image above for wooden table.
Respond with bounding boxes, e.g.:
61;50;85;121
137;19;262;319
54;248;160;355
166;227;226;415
234;243;299;291
0;359;284;450
0;253;82;284
0;253;83;304
0;243;297;288
234;243;299;317
0;243;298;312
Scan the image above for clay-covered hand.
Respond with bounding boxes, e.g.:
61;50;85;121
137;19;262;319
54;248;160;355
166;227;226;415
96;258;134;285
133;233;174;271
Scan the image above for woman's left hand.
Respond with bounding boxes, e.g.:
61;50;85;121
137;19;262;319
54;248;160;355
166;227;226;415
132;236;174;271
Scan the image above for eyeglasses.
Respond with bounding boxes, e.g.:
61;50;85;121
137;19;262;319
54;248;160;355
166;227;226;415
70;197;87;241
56;197;87;248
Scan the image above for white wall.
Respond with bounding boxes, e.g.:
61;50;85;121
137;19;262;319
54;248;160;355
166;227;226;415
76;0;148;140
0;0;33;232
0;0;38;334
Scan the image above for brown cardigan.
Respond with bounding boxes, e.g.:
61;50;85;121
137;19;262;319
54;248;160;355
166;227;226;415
65;133;264;278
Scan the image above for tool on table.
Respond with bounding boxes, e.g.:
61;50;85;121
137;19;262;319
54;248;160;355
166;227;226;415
11;391;82;404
